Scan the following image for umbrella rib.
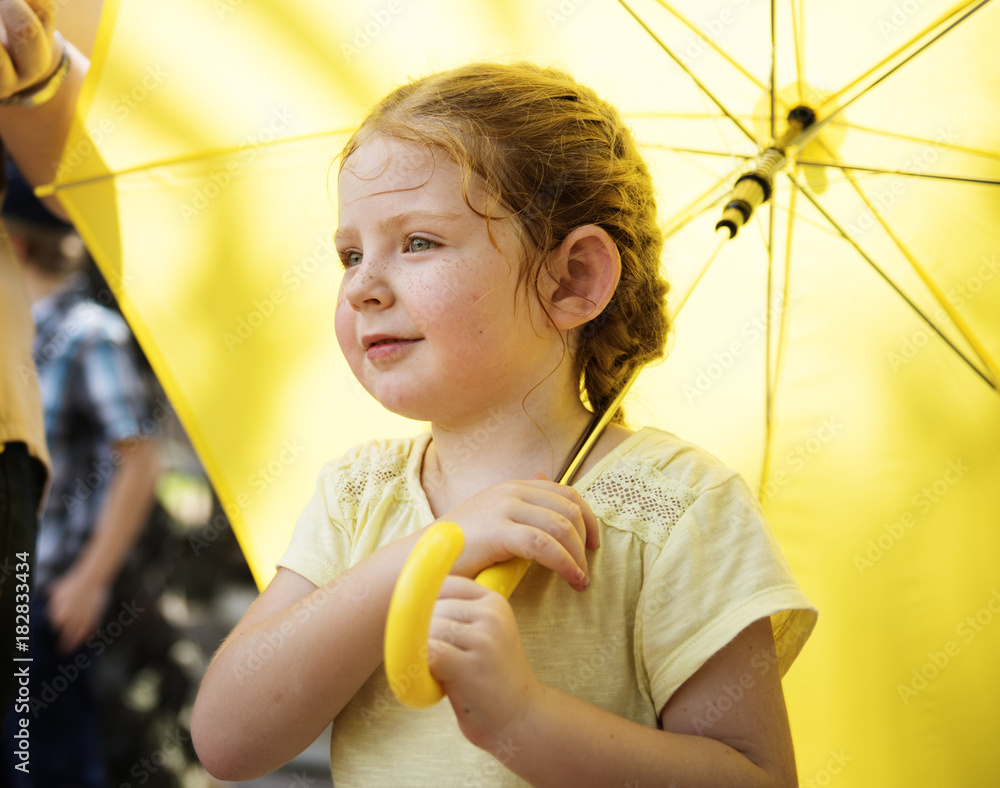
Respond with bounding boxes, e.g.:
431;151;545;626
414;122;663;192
785;170;998;391
794;160;1000;188
814;1;988;121
790;0;804;107
814;139;1000;387
760;200;777;504
38;127;360;196
627;111;758;121
649;0;768;93
643;144;755;161
617;0;759;147
822;121;1000;164
758;188;795;506
769;0;777;141
669;227;730;321
663;160;748;238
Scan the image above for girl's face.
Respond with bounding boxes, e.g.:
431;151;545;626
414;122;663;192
335;136;563;427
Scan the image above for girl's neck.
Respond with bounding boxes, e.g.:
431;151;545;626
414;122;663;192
420;402;634;518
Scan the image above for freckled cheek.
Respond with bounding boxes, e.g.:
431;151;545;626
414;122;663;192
333;302;357;359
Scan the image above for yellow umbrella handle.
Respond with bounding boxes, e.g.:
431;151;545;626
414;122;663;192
384;393;629;708
384;521;531;708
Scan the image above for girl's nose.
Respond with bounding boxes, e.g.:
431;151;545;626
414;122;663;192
343;259;394;312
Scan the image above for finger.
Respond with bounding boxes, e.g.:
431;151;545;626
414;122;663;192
428;614;473;654
508;497;589;581
543;481;601;551
0;0;55;85
500;518;588;590
45;595;67;630
429;596;505;653
437;575;491;600
426;633;466;684
523;479;600;551
55;618;78;654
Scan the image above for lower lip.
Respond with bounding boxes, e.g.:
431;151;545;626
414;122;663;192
366;339;420;361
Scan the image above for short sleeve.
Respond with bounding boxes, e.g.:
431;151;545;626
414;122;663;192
637;474;817;714
277;461;354;588
77;315;150;443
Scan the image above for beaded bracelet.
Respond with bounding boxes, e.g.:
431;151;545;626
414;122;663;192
0;33;71;108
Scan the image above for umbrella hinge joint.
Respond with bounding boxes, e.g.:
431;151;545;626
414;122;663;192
733;170;774;204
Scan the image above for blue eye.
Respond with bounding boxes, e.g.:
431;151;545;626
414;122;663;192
407;237;436;253
341;250;363;268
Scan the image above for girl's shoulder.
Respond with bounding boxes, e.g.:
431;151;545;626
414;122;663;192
577;425;740;495
316;431;431;517
574;426;749;548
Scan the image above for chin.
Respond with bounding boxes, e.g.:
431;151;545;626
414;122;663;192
370;385;435;423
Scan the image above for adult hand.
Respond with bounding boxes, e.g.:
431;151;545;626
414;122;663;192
0;0;60;100
442;474;600;593
46;566;110;654
428;576;544;750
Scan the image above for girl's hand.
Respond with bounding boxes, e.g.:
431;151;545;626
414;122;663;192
441;474;599;592
428;576;542;749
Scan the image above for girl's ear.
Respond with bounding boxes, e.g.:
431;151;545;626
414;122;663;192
544;225;621;330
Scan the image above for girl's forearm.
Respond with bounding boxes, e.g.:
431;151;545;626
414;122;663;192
191;530;425;781
496;685;785;788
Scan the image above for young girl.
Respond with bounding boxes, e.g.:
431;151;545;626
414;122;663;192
191;62;816;787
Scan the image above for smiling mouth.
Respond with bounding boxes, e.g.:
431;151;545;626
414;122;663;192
365;337;421;359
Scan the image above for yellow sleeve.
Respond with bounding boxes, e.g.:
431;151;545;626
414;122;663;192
276;458;355;587
637;474;818;713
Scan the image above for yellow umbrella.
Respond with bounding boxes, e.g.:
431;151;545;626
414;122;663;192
40;0;1000;785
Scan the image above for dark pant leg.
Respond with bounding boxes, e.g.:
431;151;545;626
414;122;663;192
0;443;45;710
3;598;108;788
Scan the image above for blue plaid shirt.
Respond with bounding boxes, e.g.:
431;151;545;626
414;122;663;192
31;275;153;592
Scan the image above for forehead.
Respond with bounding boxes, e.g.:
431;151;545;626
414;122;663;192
338;136;465;208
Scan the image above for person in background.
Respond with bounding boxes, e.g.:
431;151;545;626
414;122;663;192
2;208;160;786
0;0;89;713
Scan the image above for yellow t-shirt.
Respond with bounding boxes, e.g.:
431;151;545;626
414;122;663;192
0;222;51;474
279;427;817;787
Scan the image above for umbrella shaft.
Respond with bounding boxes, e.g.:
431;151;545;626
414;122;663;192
717;113;813;238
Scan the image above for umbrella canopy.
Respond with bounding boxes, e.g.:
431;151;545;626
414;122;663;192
43;0;1000;785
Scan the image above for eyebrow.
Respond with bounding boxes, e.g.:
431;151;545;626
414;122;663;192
335;210;464;243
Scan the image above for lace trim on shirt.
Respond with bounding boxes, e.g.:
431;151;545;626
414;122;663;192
334;449;413;520
582;458;698;547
